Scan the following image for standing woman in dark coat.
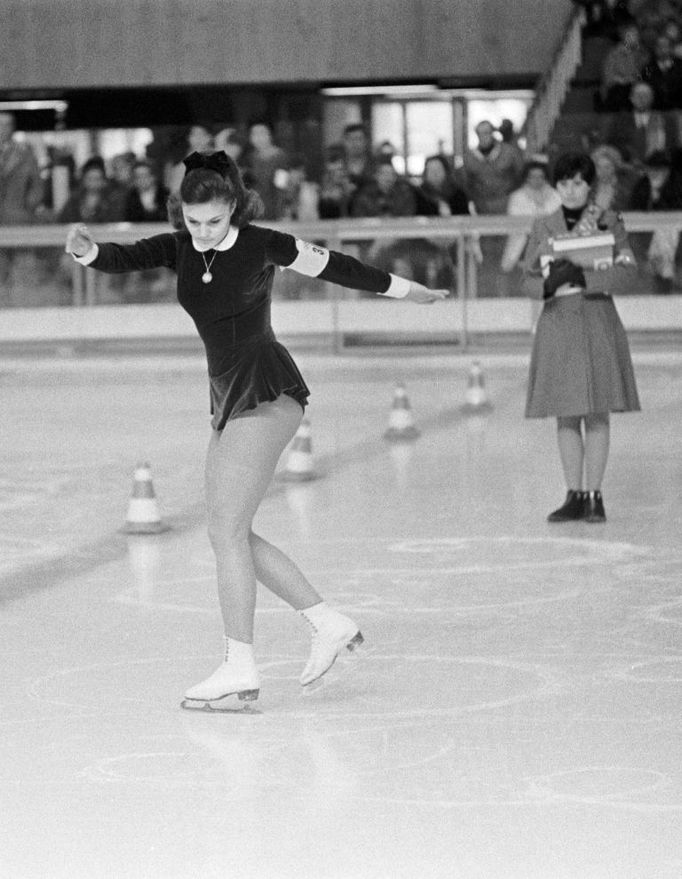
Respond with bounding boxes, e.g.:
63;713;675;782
64;151;448;711
523;151;640;523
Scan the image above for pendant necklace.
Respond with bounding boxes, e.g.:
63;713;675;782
201;250;217;284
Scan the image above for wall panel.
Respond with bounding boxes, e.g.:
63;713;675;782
0;0;572;91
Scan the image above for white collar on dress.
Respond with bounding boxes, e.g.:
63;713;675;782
191;225;239;252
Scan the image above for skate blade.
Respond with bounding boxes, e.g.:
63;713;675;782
180;689;260;714
346;631;364;652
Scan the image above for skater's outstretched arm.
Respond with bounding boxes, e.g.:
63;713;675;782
65;223;177;272
264;231;450;305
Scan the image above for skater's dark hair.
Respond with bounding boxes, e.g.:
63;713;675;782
167;150;263;230
552;152;596;186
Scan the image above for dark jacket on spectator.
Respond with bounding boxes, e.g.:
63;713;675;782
350;177;417;218
605;109;678;164
414;181;469;216
124;185;170;222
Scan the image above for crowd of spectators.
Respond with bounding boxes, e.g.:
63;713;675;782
563;0;682;290
4;49;682;306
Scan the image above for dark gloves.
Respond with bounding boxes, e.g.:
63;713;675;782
543;258;586;299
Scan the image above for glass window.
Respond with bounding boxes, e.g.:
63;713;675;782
372;100;454;176
405;101;453;176
467;97;531;150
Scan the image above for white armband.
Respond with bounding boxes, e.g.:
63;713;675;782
72;243;99;265
380;274;411;299
288;239;330;276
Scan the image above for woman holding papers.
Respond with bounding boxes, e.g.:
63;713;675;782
522;151;640;524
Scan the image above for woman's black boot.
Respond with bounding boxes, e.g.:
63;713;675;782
547;490;585;522
583;490;606;523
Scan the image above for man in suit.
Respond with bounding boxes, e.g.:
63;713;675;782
604;82;678;166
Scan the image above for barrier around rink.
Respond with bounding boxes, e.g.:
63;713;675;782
0;213;681;351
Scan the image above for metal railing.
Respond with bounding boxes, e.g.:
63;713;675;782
1;214;681;350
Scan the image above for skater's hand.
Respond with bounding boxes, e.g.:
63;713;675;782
65;224;95;258
405;282;450;304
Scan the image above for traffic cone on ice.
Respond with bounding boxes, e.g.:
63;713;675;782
461;361;492;414
122;462;170;534
281;418;317;481
383;383;420;441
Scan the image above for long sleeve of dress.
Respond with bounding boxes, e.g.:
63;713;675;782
88;234;178;273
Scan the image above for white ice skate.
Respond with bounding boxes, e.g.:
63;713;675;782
181;637;260;712
299;602;364;687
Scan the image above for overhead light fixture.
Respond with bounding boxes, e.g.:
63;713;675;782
0;100;68;113
321;84;438;97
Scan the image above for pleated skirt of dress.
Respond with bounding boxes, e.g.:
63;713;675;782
208;329;310;431
525;292;641;418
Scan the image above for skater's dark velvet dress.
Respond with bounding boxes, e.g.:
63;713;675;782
80;225;406;430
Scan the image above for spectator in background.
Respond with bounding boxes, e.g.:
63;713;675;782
165;124;214;193
498;118;522;150
350;158;417;218
342;123;375;191
0;112;43;225
500;158;562;280
462;120;524;215
604;81;677;165
590;144;636;210
318;145;355;219
629;148;682;292
600;22;647;111
0;112;45;307
124;160;169;222
572;0;633;41
664;18;682;59
214;128;244;164
58;157;124;224
641;33;682;109
414;155;471;290
241;121;290;220
350;158;418;282
374;140;397;166
57;156;126;304
107;151;136;218
463;119;524;295
122;160;173;301
415;154;470;217
282;155;319;222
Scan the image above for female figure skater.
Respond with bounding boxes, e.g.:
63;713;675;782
522;151;640;523
65;150;447;710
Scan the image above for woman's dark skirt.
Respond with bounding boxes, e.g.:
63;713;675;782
208;329;309;431
525;292;641;418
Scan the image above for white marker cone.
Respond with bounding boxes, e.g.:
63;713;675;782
122;462;170;534
461;361;493;414
383;383;420;441
281;418;317;481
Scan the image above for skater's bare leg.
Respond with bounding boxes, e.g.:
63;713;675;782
204;394;304;641
249;531;321;610
192;393;362;701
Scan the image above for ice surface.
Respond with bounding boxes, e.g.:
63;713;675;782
1;348;680;878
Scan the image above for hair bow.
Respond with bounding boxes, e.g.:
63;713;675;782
183;150;231;177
